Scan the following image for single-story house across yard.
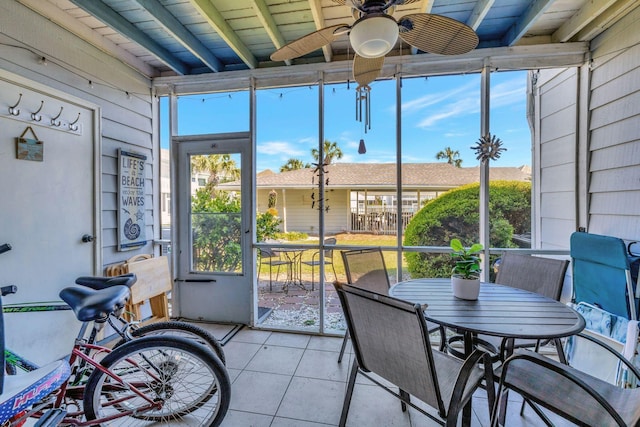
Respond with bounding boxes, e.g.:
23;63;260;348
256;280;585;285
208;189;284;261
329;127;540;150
228;162;531;235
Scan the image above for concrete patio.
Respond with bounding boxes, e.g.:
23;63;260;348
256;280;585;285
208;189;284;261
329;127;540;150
194;322;575;426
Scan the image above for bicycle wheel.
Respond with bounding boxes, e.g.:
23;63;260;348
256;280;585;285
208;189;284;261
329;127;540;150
84;335;230;426
114;321;226;365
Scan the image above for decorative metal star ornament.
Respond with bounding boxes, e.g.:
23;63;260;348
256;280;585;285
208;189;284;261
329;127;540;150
471;133;506;162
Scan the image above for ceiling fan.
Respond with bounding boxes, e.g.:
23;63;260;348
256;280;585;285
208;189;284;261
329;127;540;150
270;0;479;88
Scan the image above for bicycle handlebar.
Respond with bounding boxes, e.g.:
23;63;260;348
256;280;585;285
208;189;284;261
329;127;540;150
1;285;17;296
0;243;11;255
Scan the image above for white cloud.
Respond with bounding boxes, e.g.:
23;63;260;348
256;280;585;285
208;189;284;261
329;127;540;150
401;80;478;114
491;78;526;108
417;97;479;128
257;141;306;157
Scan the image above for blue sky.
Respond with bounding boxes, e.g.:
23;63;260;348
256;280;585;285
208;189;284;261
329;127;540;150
162;70;531;172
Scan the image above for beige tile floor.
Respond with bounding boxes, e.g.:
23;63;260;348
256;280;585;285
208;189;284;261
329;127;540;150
193;322;574;427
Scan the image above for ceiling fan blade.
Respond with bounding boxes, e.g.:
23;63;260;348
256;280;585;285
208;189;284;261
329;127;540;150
270;24;350;62
398;13;479;55
353;54;384;87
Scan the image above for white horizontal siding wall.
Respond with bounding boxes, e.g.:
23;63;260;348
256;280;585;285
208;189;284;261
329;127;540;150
533;67;579;250
0;2;155;362
257;188;349;236
587;5;640;241
0;2;155;266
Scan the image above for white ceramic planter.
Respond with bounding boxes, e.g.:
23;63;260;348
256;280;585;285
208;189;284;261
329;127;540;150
451;276;480;300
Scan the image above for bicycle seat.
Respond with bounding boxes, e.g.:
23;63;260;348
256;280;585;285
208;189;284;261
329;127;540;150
75;273;137;290
59;285;130;322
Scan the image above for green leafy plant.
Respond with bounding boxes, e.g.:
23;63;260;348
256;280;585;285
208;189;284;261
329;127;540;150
450;238;483;279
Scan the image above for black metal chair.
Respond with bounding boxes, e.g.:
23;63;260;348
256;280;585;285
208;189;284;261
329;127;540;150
258;247;291;292
491;338;640;426
334;282;495;427
301;237;337;290
338;248;444;363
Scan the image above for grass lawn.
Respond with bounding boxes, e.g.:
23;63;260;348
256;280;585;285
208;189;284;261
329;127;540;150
267;232;405;280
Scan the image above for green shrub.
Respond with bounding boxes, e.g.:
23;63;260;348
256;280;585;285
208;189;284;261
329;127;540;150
191;188;242;272
404;181;530;278
257;211;282;242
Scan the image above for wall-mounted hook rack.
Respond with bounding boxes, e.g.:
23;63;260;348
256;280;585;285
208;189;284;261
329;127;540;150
51;106;63;127
9;93;22;116
30;100;44;122
68;112;80;131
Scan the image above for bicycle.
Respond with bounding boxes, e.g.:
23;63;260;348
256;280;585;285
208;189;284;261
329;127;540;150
0;244;231;426
73;273;226;365
4;273;226;374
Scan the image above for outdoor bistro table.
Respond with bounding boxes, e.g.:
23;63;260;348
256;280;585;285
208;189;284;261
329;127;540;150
388;278;585;426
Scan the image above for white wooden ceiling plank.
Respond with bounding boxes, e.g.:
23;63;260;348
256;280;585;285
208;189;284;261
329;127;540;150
188;0;258;68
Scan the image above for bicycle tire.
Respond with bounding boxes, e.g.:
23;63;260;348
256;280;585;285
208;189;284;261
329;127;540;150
114;320;226;365
83;335;230;426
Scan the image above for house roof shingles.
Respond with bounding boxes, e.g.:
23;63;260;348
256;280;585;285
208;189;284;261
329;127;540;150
250;163;531;190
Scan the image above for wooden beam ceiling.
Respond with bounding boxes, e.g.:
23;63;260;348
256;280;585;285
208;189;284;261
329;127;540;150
132;0;224;72
68;0;190;75
188;0;258;69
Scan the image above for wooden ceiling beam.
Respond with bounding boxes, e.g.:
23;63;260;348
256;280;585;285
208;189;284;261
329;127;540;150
251;0;291;66
189;0;258;69
467;0;495;31
308;0;334;62
573;0;640;42
132;0;224;72
68;0;190;75
16;0;156;77
501;0;554;46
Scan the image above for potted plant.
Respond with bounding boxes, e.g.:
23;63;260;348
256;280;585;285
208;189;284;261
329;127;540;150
450;238;483;300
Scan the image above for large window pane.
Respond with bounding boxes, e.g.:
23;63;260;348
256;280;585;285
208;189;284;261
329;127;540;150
401;74;482;280
255;85;321;333
177;91;249;135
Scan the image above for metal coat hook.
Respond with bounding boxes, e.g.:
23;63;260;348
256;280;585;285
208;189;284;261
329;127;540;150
31;100;44;122
68;112;80;131
51;106;63;126
9;93;22;116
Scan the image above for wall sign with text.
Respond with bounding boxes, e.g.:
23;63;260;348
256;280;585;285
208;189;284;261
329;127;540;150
118;149;147;250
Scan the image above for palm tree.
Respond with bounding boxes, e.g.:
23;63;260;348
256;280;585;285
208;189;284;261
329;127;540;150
311;139;343;165
280;158;309;172
436;147;463;167
191;154;240;194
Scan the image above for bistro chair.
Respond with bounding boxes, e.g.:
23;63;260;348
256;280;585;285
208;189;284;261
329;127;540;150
258;247;291;292
570;231;640;320
301;237;337;291
338;248;444;363
491;342;640;427
334;282;495;427
446;253;569;361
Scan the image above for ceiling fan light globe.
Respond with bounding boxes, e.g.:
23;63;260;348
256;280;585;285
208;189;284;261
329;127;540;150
350;15;399;58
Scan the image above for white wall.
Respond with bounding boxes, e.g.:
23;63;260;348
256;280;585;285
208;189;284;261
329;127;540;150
533;67;579;250
586;5;640;241
0;1;155;363
532;6;640;247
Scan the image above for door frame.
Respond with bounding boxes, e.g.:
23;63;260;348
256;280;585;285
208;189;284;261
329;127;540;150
171;132;254;324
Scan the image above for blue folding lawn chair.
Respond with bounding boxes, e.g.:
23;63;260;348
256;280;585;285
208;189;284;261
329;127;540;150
570;231;640;320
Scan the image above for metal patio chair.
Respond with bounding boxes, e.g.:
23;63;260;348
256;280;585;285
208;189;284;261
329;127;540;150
491;342;640;426
258;247;291;292
334;282;495;427
338;248;444;363
301;237;337;290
